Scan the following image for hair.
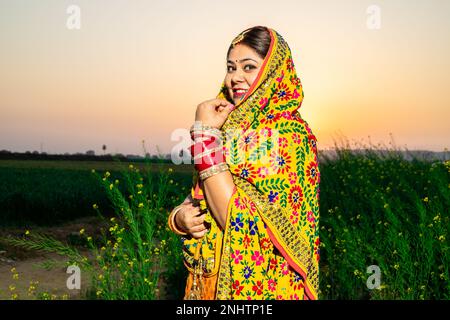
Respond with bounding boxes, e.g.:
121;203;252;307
227;26;271;59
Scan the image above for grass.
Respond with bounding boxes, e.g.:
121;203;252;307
318;147;449;299
0;160;193;226
0;143;448;299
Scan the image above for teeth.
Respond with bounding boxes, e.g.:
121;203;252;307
235;89;247;93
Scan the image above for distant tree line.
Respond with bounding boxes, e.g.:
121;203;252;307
0;149;173;163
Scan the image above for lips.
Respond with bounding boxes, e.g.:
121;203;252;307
232;88;248;99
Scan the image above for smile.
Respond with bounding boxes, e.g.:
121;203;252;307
233;89;248;98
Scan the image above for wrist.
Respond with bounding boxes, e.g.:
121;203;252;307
190;122;227;175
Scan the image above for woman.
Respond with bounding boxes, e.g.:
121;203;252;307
168;26;321;300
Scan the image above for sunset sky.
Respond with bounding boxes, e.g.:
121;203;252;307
1;0;449;155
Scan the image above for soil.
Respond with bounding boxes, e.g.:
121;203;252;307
0;216;106;300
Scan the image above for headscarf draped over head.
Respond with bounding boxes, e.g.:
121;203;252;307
184;26;321;300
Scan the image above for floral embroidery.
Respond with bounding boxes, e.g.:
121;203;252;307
251;251;265;266
232;250;244;264
272;83;292;104
270;149;292;175
288;185;303;210
231;217;244;232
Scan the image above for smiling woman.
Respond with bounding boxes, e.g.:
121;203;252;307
168;26;321;300
225;27;271;105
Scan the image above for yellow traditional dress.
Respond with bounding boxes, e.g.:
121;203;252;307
171;27;321;300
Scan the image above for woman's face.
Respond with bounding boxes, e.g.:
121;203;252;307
225;44;264;105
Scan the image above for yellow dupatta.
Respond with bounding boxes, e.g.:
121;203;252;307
182;27;320;300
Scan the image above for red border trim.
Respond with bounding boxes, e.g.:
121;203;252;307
236;28;275;108
266;227;317;300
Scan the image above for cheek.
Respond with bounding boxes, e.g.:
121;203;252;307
225;75;232;90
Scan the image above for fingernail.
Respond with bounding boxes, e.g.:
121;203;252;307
228;104;235;110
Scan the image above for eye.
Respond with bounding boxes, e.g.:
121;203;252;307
244;64;256;71
227;65;235;72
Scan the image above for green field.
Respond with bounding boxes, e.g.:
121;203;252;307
0;150;449;300
0;160;194;226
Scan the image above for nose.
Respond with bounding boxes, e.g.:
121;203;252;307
231;67;245;85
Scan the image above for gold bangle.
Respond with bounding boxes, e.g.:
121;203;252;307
168;205;188;236
190;123;222;139
193;145;224;161
198;162;229;181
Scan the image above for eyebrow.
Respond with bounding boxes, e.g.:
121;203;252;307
227;58;258;64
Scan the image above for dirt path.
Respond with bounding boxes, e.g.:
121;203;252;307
0;217;105;300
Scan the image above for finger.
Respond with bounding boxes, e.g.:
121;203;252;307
189;224;207;233
218;103;236;115
192;215;206;226
205;99;233;111
191;229;208;239
187;206;201;216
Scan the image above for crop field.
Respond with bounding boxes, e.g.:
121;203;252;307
0;148;448;300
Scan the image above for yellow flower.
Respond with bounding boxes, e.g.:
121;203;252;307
383;203;389;209
13;273;19;280
438;235;445;242
10;267;16;273
105;171;111;178
109;183;114;190
423;197;429;202
87;236;92;242
98;274;104;280
25;230;30;235
138;203;144;208
92;204;98;210
9;285;15;291
79;229;85;235
129;164;134;169
96;290;102;297
11;293;18;300
393;264;400;270
115;179;119;184
91;169;95;173
101;246;106;251
168;168;173;173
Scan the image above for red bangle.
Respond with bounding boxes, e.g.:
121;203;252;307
190;127;226;172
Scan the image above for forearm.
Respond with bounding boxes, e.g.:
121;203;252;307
202;170;236;229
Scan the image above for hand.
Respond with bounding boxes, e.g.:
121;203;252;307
195;98;235;129
175;202;209;239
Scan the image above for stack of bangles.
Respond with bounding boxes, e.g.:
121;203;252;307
167;123;229;236
189;122;229;181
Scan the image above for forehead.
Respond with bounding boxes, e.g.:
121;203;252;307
227;44;262;61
